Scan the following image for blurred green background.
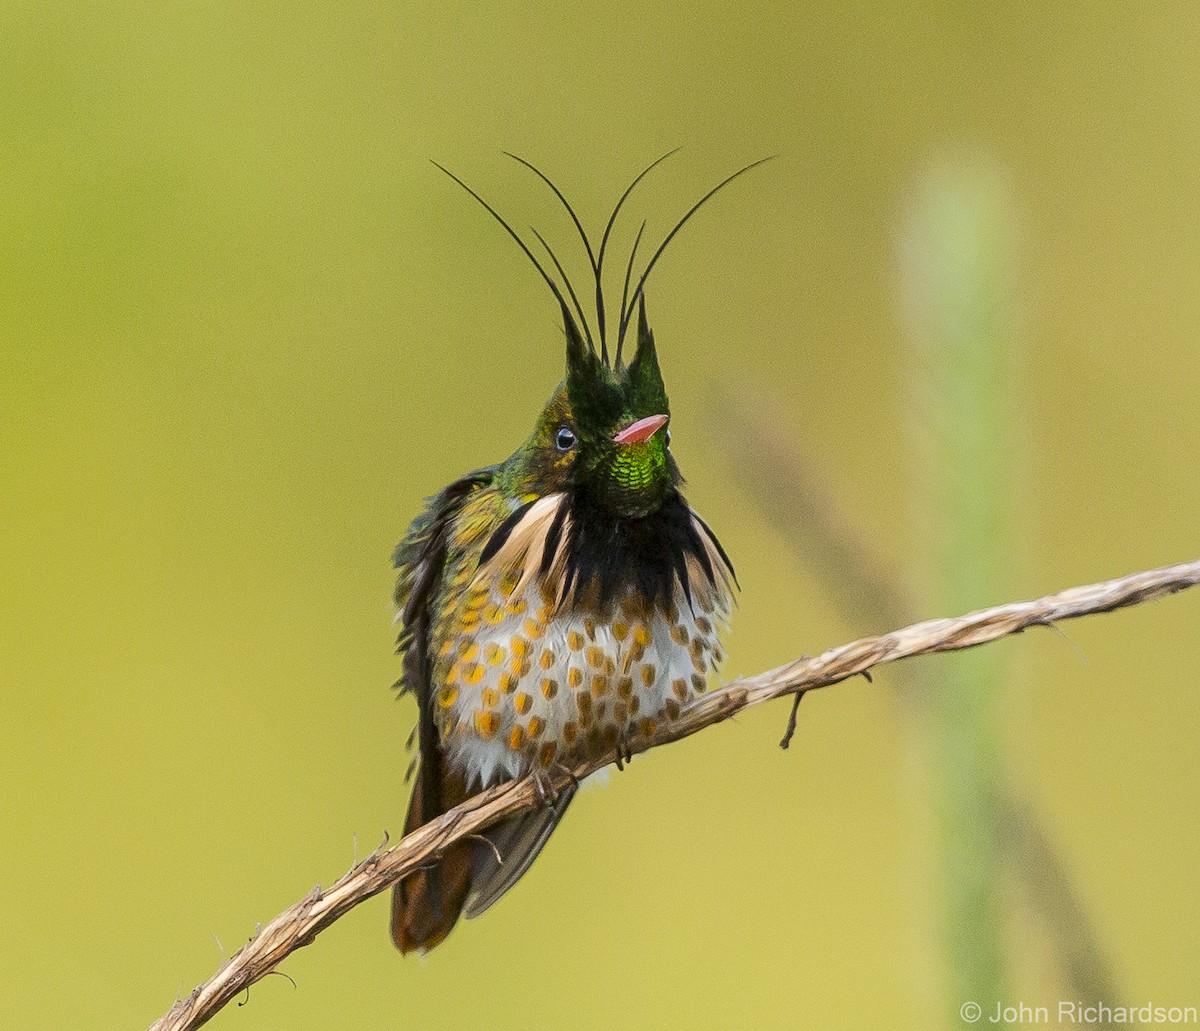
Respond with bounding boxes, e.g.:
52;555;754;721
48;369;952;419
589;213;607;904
2;2;1198;1028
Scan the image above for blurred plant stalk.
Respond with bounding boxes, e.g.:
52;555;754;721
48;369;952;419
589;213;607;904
712;153;1132;1028
899;159;1018;1024
714;372;1129;1028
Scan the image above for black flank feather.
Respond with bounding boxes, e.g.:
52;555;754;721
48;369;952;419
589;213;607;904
538;496;571;580
479;498;538;567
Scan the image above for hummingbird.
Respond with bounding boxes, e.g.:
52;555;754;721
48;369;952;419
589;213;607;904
390;151;767;953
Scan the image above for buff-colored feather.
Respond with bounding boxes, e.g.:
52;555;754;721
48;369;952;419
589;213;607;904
472;493;572;605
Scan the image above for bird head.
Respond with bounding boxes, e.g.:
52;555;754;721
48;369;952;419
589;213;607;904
510;295;676;519
434;151;769;520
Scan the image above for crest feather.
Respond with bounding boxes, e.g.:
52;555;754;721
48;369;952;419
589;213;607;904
434;152;772;374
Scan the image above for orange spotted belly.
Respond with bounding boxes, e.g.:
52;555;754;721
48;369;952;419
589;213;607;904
431;576;728;788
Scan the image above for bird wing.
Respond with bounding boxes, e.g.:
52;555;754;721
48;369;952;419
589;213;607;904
393;466;496;822
462;781;577;920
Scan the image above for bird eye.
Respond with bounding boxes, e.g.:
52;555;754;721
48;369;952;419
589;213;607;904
555;426;577;452
665;429;671;448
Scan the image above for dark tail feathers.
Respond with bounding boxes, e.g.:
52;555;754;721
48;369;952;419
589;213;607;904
391;772;577;954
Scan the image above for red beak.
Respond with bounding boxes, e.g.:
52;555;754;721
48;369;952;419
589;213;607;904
612;414;669;445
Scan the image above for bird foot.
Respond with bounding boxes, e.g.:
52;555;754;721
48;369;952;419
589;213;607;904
529;766;565;809
613;730;635;771
552;761;581;790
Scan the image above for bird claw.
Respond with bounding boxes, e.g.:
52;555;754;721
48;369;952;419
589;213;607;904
552;761;580;790
613;730;635;771
529;767;562;809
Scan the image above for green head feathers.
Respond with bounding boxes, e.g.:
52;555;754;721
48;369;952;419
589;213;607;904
552;291;675;518
433;150;772;519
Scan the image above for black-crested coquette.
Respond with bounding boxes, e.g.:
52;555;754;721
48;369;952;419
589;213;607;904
391;151;768;953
